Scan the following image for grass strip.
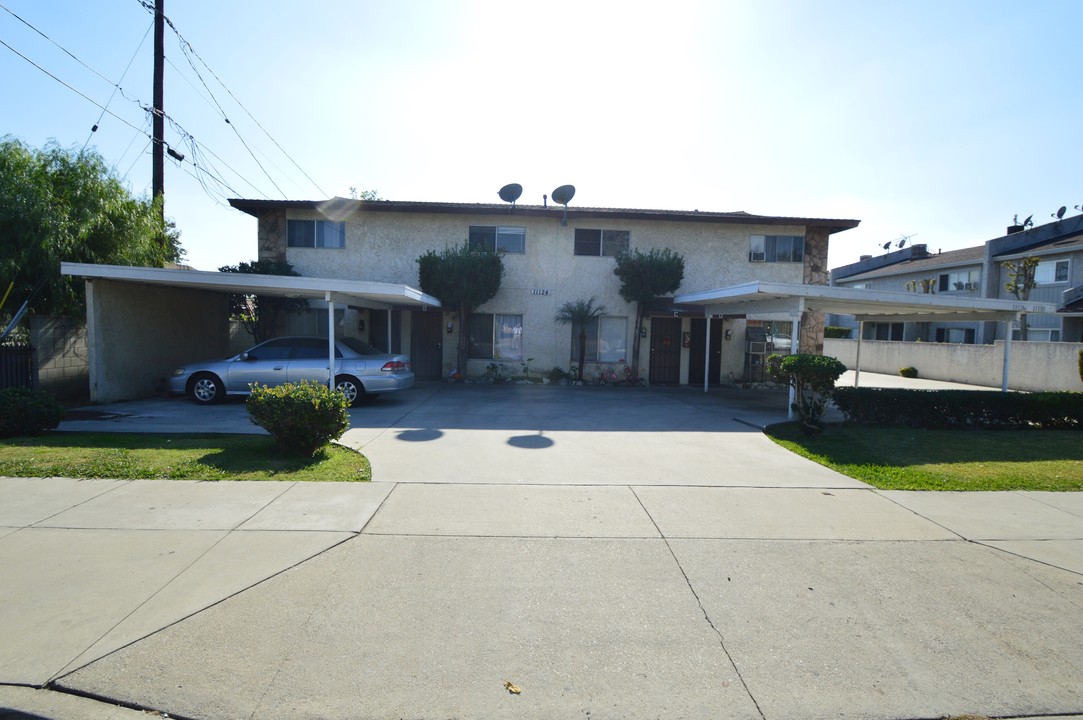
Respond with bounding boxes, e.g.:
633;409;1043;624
765;422;1083;491
0;433;370;482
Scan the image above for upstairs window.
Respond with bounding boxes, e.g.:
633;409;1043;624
574;229;630;257
469;226;525;254
1035;259;1069;285
749;235;804;262
287;220;345;248
938;269;980;292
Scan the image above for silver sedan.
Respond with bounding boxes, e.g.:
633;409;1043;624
168;336;414;406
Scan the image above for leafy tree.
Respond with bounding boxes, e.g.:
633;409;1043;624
0;138;181;320
417;242;503;373
1003;256;1039;341
349;187;381;201
767;353;847;436
555;296;606;381
613;247;685;376
218;259;309;343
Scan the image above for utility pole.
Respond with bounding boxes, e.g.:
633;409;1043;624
152;0;164;221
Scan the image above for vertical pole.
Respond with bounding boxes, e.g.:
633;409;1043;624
1001;318;1013;392
327;293;336;391
854;321;864;387
152;0;164;220
787;299;804;420
387;309;393;353
703;314;711;393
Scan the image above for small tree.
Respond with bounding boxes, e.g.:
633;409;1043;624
1003;256;1039;341
555;297;606;381
767;353;847;436
219;260;309;343
417;242;503;372
613;248;685;377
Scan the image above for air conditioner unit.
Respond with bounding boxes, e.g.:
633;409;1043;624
749;252;766;262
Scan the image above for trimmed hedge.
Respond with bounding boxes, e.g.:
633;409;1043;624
832;388;1083;429
824;326;852;339
0;387;64;438
246;381;351;456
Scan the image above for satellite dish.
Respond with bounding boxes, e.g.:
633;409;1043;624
1023;214;1033;228
498;183;522;204
1056;205;1067;220
881;241;891;250
551;185;575;206
896;238;907;248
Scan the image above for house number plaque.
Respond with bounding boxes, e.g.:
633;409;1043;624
531;289;551;295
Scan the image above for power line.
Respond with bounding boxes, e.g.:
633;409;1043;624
84;19;154;152
136;0;327;197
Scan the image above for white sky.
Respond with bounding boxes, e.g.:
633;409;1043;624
2;0;1081;273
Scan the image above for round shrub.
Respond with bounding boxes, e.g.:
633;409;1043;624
246;381;351;456
0;387;64;438
899;367;918;378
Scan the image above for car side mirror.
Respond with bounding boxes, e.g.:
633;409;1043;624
239;352;251;361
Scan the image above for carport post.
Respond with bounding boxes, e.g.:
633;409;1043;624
854;321;864;387
1001;318;1013;392
387;309;392;353
703;313;712;393
326;292;336;392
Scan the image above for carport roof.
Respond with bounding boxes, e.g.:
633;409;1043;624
675;281;1056;322
60;263;441;310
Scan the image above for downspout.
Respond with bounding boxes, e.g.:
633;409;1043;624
326;292;336;392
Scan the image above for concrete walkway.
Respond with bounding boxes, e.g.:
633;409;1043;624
2;379;1081;719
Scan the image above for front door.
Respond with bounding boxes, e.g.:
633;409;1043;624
688;318;723;386
410;311;444;381
649;317;681;385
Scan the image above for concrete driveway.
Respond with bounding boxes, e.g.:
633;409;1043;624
3;380;1082;719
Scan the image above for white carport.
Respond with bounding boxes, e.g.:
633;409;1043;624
61;262;441;403
675;281;1056;415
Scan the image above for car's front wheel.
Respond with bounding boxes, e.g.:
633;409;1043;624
335;375;365;407
189;373;225;405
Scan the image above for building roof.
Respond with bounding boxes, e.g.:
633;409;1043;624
60;263;441;310
675;281;1055;323
228;197;860;234
837;245;986;283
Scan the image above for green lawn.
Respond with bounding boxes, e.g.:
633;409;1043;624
0;433;371;482
765;422;1083;491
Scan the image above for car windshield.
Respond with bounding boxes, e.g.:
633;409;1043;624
339;337;385;356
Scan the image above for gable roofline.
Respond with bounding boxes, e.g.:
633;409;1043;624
835;245;986;283
228;197;860;234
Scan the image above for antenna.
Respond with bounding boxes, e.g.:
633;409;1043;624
498;183;522;213
1053;205;1067;220
551;184;575;226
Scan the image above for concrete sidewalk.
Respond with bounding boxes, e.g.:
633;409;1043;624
2;478;1081;720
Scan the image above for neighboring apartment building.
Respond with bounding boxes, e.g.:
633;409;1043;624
230;197;858;384
830;214;1083;344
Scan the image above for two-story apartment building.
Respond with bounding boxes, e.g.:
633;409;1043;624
830;214;1083;344
230;197;859;385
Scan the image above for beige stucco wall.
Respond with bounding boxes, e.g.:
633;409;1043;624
824;337;1083;392
86;280;230;402
277;208;815;382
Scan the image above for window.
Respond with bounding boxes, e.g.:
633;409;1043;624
938;269;981;292
863;322;904;341
287;219;345;248
468;226;525;254
468;313;523;360
1035;259;1069;285
574;229;630;257
935;328;976;344
571;317;628;363
290;337;342;359
749;235;804;262
850;283;871;290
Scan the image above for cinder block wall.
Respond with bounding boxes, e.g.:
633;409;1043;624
29;315;88;401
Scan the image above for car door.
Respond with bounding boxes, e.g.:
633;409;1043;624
226;338;293;392
287;337;341;385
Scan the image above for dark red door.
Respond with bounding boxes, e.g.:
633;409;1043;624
410;311;443;381
649;317;681;385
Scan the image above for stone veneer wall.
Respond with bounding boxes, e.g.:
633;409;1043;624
258;209;288;262
800;227;830;354
29;315;88;400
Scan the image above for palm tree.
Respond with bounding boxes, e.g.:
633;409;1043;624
555;297;606;382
